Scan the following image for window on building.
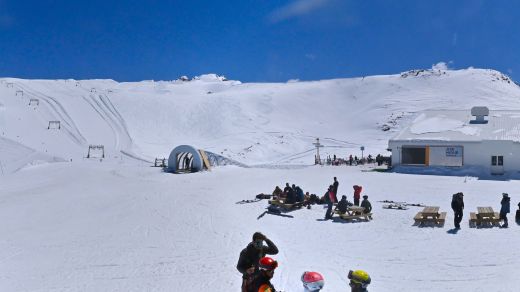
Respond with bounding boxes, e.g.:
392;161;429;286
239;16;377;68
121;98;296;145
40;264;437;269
491;156;497;166
401;147;426;165
498;156;503;166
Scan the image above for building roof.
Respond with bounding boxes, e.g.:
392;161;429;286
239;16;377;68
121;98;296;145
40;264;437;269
391;110;520;142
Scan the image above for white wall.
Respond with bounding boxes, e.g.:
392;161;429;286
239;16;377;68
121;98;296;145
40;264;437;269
388;140;520;174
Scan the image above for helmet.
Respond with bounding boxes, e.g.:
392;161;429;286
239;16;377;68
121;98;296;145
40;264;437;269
259;257;278;271
301;271;324;291
348;270;371;288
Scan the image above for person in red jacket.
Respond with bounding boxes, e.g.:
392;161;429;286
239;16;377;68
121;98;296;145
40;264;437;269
353;185;362;206
324;185;336;220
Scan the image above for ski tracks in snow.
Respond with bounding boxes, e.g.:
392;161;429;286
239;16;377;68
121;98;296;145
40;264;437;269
13;83;88;146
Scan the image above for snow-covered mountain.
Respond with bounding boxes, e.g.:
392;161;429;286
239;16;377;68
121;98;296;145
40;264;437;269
3;68;520;292
2;68;520;173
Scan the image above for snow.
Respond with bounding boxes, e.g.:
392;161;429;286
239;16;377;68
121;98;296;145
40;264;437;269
2;68;520;291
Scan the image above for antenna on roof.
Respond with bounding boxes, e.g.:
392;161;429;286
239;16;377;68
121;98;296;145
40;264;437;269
470;106;489;124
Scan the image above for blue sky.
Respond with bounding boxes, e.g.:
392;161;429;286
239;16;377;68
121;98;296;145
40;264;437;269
0;0;519;82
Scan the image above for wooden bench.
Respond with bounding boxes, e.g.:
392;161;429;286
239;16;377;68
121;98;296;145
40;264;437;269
268;200;302;210
338;212;372;221
437;212;447;223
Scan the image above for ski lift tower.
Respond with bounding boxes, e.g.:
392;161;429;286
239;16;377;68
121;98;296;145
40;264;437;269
360;146;365;159
313;138;324;165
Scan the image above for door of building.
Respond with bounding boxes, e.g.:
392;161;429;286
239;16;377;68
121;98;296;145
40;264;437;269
491;155;504;175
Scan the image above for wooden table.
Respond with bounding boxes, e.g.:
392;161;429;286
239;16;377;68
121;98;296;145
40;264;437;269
414;206;446;226
470;207;500;227
421;206;440;218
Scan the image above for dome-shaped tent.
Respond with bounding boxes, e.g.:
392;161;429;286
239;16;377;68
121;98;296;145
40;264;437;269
167;145;204;173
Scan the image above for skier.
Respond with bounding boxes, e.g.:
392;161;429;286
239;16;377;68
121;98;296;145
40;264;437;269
332;177;339;202
353;185;362;206
360;195;372;214
249;257;278;292
348;270;371;292
500;193;511;228
301;271;325;291
237;232;279;292
324;185;336;220
451;192;464;229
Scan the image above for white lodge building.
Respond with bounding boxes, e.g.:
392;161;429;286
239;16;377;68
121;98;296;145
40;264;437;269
388;107;520;175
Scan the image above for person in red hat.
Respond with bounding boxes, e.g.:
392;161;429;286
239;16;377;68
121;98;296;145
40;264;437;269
249;257;278;292
301;271;325;291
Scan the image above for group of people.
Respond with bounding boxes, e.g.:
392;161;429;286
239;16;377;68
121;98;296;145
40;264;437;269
237;232;371;292
323;178;372;220
319;153;389;167
271;177;372;220
451;192;520;228
272;183;305;205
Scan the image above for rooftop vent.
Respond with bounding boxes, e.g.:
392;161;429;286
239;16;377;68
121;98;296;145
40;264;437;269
470;106;489;124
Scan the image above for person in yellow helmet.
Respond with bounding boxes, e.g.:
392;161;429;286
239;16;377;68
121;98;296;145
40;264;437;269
348;270;371;292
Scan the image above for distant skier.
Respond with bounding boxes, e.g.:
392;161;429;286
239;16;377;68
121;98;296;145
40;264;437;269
353;185;362;206
348;270;371;292
451;192;464;229
332;177;339;202
248;257;278;292
237;232;279;292
301;271;325;292
500;193;511;228
360;195;372;214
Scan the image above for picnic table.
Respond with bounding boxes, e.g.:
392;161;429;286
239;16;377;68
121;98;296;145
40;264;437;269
268;199;302;211
335;206;372;221
469;207;500;227
414;206;446;226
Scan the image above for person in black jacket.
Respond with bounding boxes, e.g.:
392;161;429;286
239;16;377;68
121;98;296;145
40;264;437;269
516;202;520;223
500;193;511;228
451;192;464;229
332;177;339;203
337;195;349;214
237;232;279;292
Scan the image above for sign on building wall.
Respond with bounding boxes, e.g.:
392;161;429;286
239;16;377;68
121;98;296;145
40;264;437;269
445;147;462;157
429;146;463;166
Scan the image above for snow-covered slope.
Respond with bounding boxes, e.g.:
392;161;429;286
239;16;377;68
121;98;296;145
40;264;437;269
2;68;520;171
2;68;520;291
